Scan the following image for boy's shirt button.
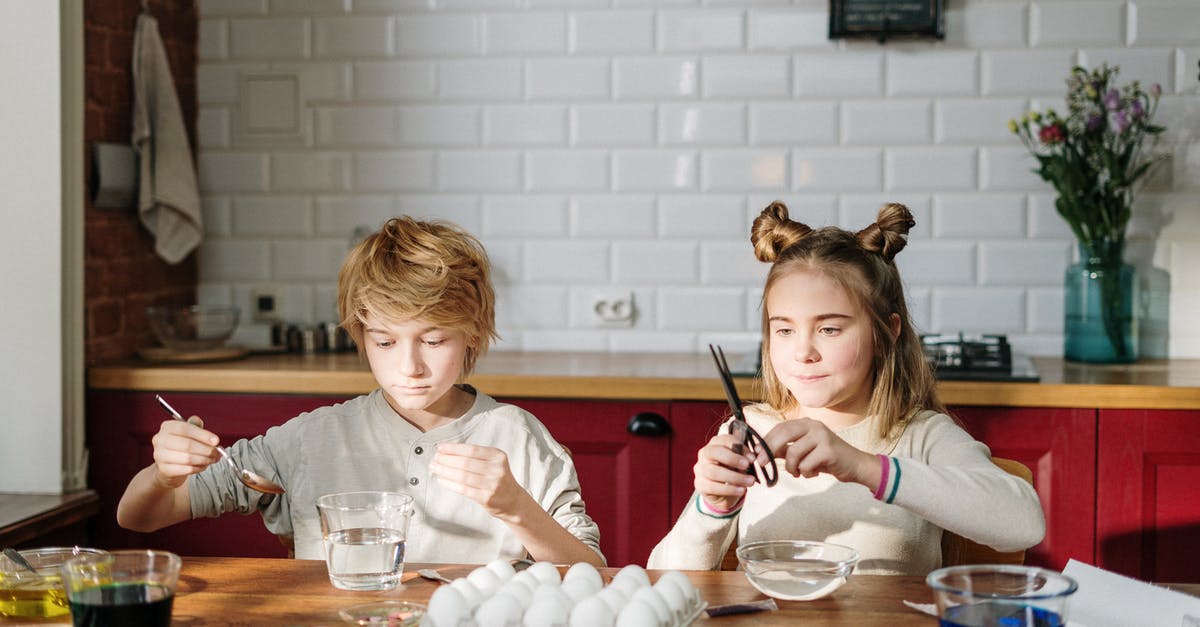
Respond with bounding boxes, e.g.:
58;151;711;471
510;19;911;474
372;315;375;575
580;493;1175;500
414;446;424;455
409;477;419;486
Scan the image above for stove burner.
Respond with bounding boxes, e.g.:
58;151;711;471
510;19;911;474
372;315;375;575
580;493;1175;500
921;334;1039;382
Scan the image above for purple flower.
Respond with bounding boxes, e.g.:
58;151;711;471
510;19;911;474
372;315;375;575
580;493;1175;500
1104;89;1120;110
1130;99;1145;119
1114;110;1130;134
1087;115;1105;132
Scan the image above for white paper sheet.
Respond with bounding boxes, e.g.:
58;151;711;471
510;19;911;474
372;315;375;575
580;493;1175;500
1063;559;1200;627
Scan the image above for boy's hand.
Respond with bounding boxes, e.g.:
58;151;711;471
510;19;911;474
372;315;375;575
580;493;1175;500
431;443;529;520
761;418;877;486
150;416;221;490
693;432;757;513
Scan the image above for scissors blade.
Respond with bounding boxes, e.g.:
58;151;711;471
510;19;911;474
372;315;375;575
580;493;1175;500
708;344;746;422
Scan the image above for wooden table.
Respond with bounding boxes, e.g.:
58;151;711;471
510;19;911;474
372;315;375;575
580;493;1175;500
0;490;99;547
6;556;1198;625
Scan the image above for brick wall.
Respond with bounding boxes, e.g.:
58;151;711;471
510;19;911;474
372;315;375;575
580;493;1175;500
84;0;198;365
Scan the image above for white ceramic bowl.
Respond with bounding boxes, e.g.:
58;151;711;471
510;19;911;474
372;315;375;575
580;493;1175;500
736;540;859;601
146;305;239;351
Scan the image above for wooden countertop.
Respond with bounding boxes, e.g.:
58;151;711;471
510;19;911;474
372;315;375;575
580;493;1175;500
0;490;100;548
87;351;1200;410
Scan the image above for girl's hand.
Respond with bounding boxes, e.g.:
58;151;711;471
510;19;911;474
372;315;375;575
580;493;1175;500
761;418;879;487
431;443;528;519
150;416;221;490
693;432;757;513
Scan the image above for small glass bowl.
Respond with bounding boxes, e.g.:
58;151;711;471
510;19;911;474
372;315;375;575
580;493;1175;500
338;600;426;626
926;564;1078;626
735;540;859;601
146;305;239;351
0;547;107;619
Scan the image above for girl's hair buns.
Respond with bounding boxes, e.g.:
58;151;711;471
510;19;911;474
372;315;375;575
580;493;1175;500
855;202;915;261
751;200;915;263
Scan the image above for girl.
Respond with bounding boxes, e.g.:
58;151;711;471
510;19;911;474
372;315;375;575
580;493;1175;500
648;202;1044;575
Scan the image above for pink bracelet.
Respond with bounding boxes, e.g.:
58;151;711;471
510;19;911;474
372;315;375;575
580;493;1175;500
872;454;890;500
700;495;744;515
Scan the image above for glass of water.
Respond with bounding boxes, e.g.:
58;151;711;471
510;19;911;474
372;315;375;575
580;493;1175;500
316;491;413;591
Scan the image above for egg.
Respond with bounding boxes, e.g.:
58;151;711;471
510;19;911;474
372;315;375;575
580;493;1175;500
474;591;524;626
486;558;518;582
560;577;596;603
448;578;485;610
426;585;469;627
593;586;629;615
650;579;687;621
614;598;660;627
630;588;671;625
526;561;562;586
612;564;650;589
523;597;570;627
568;595;616;627
498;579;535;608
656;571;701;610
559;562;600;595
532;583;572;609
467;566;503;597
608;574;644;600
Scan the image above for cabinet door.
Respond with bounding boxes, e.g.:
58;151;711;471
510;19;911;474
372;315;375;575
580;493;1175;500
1097;409;1200;582
667;402;732;520
500;398;672;567
87;391;348;557
952;407;1097;571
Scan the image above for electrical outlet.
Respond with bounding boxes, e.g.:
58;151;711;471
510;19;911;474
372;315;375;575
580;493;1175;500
252;289;280;322
591;290;636;328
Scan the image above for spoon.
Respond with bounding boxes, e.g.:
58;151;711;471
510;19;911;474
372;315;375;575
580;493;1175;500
3;548;38;575
155;394;286;495
417;568;452;584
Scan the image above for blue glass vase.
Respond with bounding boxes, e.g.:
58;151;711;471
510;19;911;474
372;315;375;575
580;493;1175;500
1063;241;1137;363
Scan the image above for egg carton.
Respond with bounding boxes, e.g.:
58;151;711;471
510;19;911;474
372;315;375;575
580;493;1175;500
421;560;706;627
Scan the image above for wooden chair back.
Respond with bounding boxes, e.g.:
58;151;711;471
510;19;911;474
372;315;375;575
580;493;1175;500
718;456;1035;570
939;457;1033;567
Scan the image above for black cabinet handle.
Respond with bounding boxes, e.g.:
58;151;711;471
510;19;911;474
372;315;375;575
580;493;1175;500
626;412;671;437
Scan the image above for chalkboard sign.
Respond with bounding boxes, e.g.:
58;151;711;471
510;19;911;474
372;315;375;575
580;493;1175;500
829;0;944;42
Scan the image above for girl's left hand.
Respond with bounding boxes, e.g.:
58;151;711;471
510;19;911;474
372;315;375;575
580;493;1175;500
430;442;527;518
761;418;879;487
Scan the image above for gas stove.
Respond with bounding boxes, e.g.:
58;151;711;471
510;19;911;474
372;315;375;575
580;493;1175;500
921;334;1039;382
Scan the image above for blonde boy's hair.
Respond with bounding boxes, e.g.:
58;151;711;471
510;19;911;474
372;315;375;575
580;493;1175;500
750;201;945;439
337;216;498;377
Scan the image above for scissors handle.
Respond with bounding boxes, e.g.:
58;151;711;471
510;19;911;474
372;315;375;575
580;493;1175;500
728;420;778;487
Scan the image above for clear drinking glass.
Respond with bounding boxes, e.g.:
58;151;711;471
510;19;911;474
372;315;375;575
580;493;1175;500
317;491;414;591
927;564;1078;627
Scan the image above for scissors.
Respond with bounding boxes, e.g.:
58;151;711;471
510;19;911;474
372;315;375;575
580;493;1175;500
708;344;778;487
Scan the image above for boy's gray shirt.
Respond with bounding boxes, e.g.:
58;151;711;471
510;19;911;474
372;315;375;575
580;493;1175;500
188;387;603;563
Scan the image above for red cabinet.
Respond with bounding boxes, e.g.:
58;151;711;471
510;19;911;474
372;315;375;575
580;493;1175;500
951;407;1097;571
1097;409;1200;582
87;391;348;558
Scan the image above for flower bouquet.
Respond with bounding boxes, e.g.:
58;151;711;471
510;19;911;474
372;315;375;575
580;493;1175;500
1010;64;1165;362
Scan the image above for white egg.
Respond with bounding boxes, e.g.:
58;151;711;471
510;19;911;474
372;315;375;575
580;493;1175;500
559;564;600;593
615;599;660;627
593;586;629;615
426;585;469;627
467;566;503;597
523;597;570;627
612;565;650;589
657;571;701;610
499;579;535;608
449;578;484;610
630;588;670;626
608;575;644;600
568;595;616;627
486;558;518;582
526;561;562;586
510;570;541;591
560;577;595;603
474;591;524;626
650;579;687;620
532;583;572;609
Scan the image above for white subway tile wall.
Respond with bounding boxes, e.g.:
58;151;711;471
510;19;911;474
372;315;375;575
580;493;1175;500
197;0;1200;357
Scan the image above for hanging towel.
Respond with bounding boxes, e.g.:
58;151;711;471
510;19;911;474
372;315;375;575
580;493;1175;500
132;13;202;264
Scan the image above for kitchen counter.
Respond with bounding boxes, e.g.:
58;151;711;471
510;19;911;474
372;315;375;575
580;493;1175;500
86;351;1200;410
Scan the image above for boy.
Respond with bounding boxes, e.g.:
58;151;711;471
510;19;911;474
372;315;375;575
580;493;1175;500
118;217;605;566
